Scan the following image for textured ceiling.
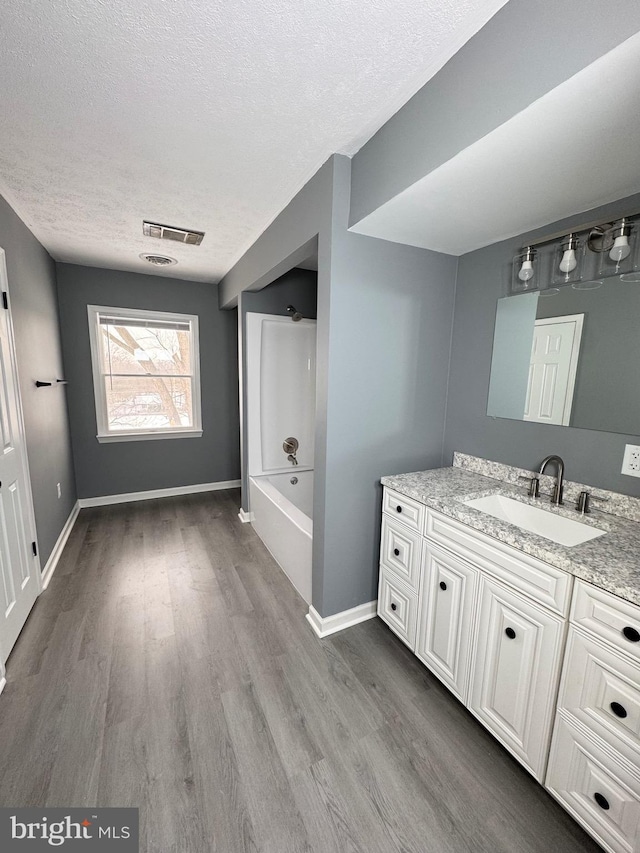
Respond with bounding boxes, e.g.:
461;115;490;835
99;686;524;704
0;0;507;283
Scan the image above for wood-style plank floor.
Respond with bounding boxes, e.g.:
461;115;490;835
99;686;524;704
0;491;601;852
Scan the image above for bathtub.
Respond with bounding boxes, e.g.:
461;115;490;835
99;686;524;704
249;470;313;604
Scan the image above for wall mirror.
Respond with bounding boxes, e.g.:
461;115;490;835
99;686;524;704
487;278;640;435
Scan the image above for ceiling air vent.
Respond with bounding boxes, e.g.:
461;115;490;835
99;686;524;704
143;221;205;245
139;253;177;266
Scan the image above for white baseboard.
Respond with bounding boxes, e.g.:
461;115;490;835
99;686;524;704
41;501;80;591
306;600;377;639
0;676;5;696
238;508;254;523
78;479;241;508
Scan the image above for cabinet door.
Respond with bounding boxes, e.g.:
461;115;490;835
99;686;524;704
469;576;565;780
416;544;478;702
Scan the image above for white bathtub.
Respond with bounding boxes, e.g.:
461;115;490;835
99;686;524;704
249;470;313;604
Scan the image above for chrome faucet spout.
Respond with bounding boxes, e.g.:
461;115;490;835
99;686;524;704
287;454;299;466
538;455;565;506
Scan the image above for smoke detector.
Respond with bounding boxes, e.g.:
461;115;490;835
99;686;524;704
139;253;177;266
143;221;205;245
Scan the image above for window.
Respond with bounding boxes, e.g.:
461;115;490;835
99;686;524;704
88;305;202;442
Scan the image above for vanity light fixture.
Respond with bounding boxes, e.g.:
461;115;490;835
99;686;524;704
512;246;537;292
610;219;632;262
509;210;640;296
596;218;637;279
552;233;583;286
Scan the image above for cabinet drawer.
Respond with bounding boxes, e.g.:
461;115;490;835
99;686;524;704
559;627;640;760
378;568;418;650
380;515;422;590
469;575;565;781
546;715;640;853
416;544;478;702
573;581;640;664
426;508;572;616
382;488;425;534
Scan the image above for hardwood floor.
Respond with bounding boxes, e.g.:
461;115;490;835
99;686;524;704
0;490;601;852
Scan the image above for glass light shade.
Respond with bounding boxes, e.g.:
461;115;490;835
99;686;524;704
598;219;636;278
511;247;538;293
619;222;640;282
551;234;583;286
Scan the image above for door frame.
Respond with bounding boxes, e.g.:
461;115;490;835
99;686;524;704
528;313;584;426
0;247;42;691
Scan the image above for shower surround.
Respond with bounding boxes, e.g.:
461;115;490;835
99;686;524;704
245;312;316;603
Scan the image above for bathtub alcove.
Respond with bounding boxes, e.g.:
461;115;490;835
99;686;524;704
245;312;317;603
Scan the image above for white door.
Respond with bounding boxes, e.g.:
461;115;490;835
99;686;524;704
0;249;40;666
524;314;583;425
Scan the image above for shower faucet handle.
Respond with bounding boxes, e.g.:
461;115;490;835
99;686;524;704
283;437;299;456
283;437;299;465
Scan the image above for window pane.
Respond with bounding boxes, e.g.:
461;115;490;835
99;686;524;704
99;323;192;376
104;376;193;431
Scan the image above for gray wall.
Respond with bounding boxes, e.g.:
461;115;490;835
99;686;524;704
238;268;318;510
350;0;640;225
443;194;640;496
0;195;76;565
315;156;457;616
220;156;457;617
56;263;239;499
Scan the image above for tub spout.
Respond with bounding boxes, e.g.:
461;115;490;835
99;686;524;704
287;454;299;466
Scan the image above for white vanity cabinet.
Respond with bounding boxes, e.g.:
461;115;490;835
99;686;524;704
377;479;640;851
378;489;571;779
546;580;640;853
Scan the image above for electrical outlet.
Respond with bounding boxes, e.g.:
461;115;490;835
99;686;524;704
56;483;61;499
621;444;640;477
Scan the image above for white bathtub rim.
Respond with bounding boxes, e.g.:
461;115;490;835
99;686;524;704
249;474;312;536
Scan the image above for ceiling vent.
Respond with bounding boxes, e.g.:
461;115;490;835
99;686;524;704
143;221;205;245
139;253;177;266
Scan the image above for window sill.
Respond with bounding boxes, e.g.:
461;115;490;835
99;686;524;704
97;430;203;443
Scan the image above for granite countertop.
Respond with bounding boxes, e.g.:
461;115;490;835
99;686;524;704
381;466;640;608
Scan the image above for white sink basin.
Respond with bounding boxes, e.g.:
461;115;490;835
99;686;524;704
463;494;606;547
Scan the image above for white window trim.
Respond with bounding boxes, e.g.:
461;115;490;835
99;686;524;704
87;304;202;443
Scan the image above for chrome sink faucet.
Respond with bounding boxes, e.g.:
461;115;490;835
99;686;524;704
539;455;565;506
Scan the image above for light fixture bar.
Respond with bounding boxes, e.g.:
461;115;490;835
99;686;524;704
524;209;640;249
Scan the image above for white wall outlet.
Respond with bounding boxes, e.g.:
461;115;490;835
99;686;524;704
56;482;61;498
621;444;640;477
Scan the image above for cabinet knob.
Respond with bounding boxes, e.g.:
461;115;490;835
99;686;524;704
396;505;402;513
393;548;400;557
439;581;447;591
505;627;516;640
622;626;640;643
610;701;628;719
593;792;610;811
390;603;397;612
